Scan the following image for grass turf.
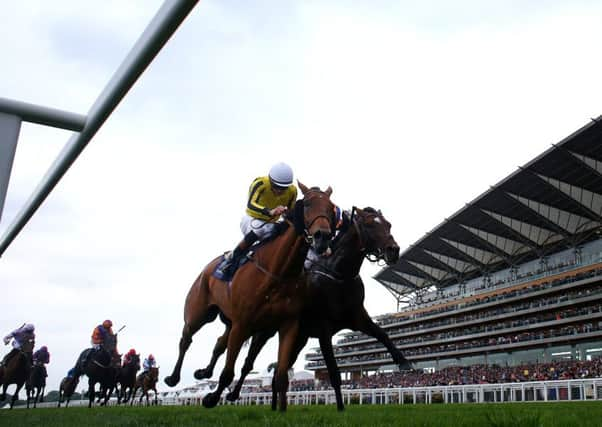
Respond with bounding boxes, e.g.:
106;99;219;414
0;401;599;427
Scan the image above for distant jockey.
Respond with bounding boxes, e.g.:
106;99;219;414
143;354;157;374
1;323;35;366
91;320;115;350
33;345;50;377
123;348;137;366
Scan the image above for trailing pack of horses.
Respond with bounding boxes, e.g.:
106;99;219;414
0;338;47;409
1;331;159;409
0;182;409;411
164;182;411;411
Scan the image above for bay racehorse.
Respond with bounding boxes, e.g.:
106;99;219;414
117;353;140;404
0;337;34;409
204;207;409;410
132;367;159;405
57;375;79;408
72;333;119;407
26;362;46;408
164;182;336;411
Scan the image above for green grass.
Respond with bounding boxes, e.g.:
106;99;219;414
0;402;599;427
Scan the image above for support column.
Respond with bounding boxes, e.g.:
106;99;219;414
0;113;21;225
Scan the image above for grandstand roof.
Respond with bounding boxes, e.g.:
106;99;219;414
375;116;602;300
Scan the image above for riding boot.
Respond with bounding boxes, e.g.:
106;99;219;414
0;349;18;367
216;231;258;276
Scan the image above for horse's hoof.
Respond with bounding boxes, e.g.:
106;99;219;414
202;393;219;408
337;404;345;412
194;368;212;380
225;391;239;402
164;375;179;387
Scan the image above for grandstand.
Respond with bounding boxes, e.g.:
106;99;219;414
305;116;602;386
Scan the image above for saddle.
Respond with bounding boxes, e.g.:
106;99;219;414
212;251;253;282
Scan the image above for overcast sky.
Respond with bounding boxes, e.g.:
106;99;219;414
1;1;602;394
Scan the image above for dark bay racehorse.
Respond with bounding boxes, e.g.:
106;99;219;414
73;334;119;407
164;182;336;411
57;375;79;408
132;367;159;406
0;338;34;409
117;353;140;404
203;207;409;410
26;363;46;408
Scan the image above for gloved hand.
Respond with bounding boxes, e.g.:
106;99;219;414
3;336;11;345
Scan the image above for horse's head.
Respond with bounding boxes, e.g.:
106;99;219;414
22;338;35;354
298;181;336;255
353;207;400;265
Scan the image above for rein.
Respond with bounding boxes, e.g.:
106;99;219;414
92;359;112;369
249;255;284;282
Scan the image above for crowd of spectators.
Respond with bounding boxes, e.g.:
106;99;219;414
243;358;602;393
339;358;602;389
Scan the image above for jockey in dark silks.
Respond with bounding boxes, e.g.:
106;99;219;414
32;345;50;377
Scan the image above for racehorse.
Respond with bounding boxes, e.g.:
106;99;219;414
26;363;46;408
57;375;79;408
0;337;34;409
117;353;140;404
73;333;119;407
164;182;337;411
204;207;409;410
132;367;159;406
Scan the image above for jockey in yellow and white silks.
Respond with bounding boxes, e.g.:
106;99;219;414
215;162;297;277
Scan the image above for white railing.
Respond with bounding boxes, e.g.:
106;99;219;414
231;378;602;406
12;378;602;408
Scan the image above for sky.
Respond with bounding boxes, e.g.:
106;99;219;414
1;0;602;395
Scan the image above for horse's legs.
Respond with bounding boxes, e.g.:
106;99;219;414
195;323;230;380
58;388;63;408
0;382;7;401
34;387;41;408
227;329;275;402
270;332;307;410
202;324;246;408
153;387;158;405
10;382;24;409
130;386;138;406
88;379;95;408
319;330;344;411
275;320;299;412
165;304;220;387
354;308;411;370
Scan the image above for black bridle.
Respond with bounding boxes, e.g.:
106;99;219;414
351;207;391;265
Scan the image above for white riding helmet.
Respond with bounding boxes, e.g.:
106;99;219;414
269;162;294;188
23;323;35;332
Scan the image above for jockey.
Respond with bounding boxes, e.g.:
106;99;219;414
123;348;137;366
142;354;157;373
1;323;35;366
67;367;77;378
33;345;50;377
215;162;297;277
91;319;114;351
